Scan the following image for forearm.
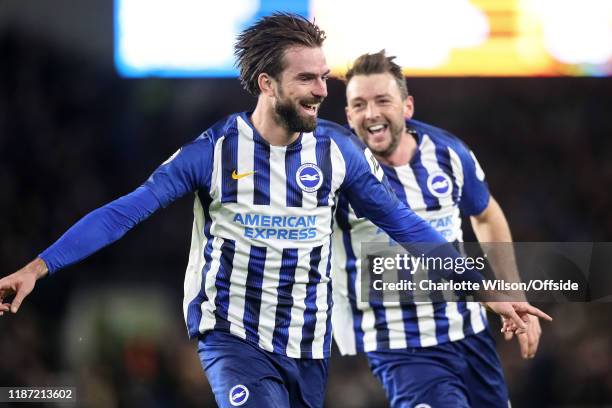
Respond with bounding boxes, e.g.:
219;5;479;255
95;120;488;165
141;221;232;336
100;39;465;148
471;197;525;300
22;258;49;280
39;186;160;274
471;197;512;242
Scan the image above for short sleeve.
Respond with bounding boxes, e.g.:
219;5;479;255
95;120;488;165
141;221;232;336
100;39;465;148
457;145;490;216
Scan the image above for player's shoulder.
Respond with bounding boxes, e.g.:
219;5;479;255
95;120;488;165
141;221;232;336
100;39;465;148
175;113;244;159
409;119;471;155
198;112;244;144
315;119;365;153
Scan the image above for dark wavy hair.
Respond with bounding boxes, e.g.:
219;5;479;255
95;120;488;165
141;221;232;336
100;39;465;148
234;13;326;96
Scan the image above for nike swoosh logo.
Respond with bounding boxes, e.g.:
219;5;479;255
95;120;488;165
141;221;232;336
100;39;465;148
231;170;256;180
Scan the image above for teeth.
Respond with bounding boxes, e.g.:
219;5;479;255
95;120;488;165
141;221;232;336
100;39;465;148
368;124;385;132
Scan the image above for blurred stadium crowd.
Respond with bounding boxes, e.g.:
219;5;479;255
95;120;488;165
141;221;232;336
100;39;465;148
1;27;612;407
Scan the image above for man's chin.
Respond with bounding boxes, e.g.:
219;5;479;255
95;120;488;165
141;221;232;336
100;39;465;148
293;114;317;133
275;105;318;133
302;118;317;133
369;144;394;158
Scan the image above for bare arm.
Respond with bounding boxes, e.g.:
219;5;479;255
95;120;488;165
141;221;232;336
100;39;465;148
471;195;543;359
470;196;522;285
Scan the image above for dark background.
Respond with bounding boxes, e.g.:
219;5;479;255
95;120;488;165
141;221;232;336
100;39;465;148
1;2;611;407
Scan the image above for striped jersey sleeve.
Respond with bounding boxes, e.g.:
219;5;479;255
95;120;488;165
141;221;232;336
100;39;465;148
38;135;214;274
457;145;489;216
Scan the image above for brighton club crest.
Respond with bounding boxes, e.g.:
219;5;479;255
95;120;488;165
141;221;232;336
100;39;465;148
296;163;323;193
427;171;452;198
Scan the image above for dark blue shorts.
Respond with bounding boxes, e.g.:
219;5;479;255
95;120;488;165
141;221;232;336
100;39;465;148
198;331;328;408
367;330;509;408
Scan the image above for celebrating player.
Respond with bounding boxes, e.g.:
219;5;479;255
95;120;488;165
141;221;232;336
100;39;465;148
332;50;547;407
1;15;549;408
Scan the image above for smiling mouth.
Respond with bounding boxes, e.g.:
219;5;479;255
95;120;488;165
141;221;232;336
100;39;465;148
300;102;319;115
367;124;388;136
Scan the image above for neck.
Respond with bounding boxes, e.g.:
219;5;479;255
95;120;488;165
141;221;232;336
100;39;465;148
251;99;300;146
376;131;417;167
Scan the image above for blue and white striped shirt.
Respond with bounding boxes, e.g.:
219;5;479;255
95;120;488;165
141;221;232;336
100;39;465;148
332;119;490;355
40;113;454;359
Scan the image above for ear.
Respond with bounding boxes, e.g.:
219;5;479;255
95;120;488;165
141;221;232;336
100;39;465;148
403;95;415;120
257;73;276;97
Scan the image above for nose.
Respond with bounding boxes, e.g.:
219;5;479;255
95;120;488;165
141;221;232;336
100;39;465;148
365;102;380;120
312;77;327;99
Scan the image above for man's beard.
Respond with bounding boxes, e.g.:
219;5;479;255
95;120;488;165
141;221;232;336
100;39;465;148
274;91;321;133
366;121;403;158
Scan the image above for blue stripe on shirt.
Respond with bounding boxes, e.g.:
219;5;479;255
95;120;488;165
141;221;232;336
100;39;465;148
221;132;238;203
253;135;271;205
411;150;441;212
434;144;459;204
213;239;236;332
285;143;303;207
377;167;423;348
186;190;214;337
433;303;451;344
396;264;422;348
243;245;267;344
316;136;332;206
300;245;323;358
371;289;390;349
272;248;298;354
322;247;333;356
336;196;365;351
384;167;409;208
459;302;476;336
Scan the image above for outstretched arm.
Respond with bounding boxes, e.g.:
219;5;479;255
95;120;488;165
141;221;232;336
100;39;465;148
40;186;161;274
1;134;214;315
0;185;161;314
457;138;547;355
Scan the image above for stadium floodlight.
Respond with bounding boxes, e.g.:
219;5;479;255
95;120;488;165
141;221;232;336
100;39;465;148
115;0;612;77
